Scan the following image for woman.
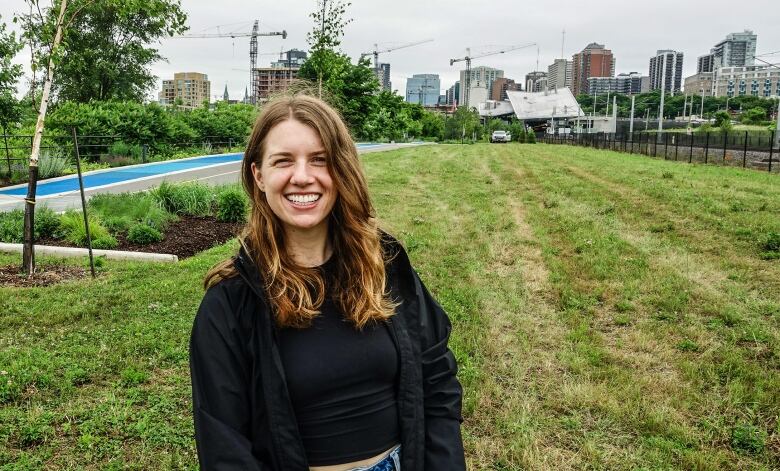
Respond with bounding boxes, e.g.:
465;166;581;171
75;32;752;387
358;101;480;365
189;94;465;471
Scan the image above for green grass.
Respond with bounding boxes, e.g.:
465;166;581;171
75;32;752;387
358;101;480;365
1;143;779;469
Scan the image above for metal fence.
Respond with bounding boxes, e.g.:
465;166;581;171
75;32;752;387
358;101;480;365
541;130;779;173
1;133;248;178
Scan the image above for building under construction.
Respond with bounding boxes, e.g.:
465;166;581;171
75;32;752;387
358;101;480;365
255;50;308;102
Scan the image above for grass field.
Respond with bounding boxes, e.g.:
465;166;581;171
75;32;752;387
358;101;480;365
1;143;779;469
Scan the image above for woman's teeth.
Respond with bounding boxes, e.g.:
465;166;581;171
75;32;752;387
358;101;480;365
286;194;320;204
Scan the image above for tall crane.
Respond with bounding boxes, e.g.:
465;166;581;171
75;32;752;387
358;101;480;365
174;20;287;105
450;42;536;109
360;39;433;89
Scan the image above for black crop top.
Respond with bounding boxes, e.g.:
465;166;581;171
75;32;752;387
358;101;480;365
276;257;400;466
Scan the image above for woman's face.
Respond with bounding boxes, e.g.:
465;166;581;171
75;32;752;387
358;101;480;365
251;118;336;237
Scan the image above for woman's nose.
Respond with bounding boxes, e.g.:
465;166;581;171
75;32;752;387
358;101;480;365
290;160;315;185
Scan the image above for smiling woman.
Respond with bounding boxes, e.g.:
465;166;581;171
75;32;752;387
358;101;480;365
189;94;465;471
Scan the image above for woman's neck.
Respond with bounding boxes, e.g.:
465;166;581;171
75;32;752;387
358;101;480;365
285;226;332;267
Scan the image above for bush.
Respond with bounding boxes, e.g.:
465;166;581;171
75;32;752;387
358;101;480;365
151;181;214;216
0;207;62;242
216;187;248;223
35;207;63;239
59;210;117;248
696;123;713;134
88;193;176;232
526;130;536;144
38;150;70;179
714;111;731;128
127;223;163;245
0;210;24;243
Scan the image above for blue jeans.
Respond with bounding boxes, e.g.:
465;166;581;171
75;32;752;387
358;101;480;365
346;445;401;471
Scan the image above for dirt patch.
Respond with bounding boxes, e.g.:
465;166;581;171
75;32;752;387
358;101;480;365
38;215;244;260
0;263;89;287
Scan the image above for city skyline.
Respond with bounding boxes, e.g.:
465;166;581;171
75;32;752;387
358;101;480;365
2;0;779;101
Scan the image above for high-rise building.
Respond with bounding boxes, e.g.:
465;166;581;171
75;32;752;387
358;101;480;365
158;72;211;109
525;71;548;93
697;54;714;73
711;30;757;69
376;63;391;91
571;43;615;96
547;58;573;90
490;77;521;101
445;81;460;105
649;50;684;94
271;49;307;68
405;74;441;106
587;72;645;95
459;66;503;107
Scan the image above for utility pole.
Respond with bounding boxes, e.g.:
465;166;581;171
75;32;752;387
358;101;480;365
776;97;780;148
657;54;667;142
606;90;611;116
682;94;687;120
612;95;617;133
645;108;650;131
700;90;705;119
629;94;636;134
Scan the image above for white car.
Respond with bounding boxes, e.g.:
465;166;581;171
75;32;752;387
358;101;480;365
491;130;511;143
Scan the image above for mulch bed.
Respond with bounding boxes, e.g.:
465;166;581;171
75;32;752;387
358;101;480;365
0;264;90;288
37;215;244;260
2;216;243;288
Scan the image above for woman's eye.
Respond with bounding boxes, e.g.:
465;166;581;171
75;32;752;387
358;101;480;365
273;159;292;166
311;156;327;165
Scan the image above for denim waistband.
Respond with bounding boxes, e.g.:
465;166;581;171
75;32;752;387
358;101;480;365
346;445;401;471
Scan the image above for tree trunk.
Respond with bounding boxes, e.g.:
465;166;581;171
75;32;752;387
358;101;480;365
21;0;69;275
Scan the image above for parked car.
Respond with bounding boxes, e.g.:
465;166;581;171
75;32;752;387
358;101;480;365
491;130;511;143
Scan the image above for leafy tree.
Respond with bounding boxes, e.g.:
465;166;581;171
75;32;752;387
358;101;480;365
508;119;525;142
419;110;444;140
443;105;480;141
0;15;24;135
298;49;379;138
18;0;187;102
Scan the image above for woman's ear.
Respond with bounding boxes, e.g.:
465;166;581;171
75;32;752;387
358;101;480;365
250;162;265;192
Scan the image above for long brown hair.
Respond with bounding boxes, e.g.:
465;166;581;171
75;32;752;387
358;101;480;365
205;94;396;329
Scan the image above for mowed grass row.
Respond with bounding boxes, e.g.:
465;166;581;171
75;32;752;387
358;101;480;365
1;143;779;469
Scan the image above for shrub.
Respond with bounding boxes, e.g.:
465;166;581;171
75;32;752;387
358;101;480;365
526;130;536;144
88;193;176;232
35;207;63;239
59;210;117;248
38;150;70;179
151;181;214;216
0;210;24;243
216;187;248;223
0;208;62;242
127;223;163;245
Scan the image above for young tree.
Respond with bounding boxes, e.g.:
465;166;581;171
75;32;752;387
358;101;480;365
18;0;187;103
306;0;352;98
20;0;73;275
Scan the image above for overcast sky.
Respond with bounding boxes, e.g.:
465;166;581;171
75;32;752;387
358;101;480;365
2;0;779;101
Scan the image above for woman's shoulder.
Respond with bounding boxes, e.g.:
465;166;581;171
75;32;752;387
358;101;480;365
198;260;267;332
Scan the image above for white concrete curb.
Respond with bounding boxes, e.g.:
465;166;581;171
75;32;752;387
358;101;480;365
0;242;178;263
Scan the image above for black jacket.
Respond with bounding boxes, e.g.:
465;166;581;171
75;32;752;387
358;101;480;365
189;235;466;470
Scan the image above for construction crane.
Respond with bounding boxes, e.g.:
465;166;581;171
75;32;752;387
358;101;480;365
360;39;433;89
174;20;287;105
450;42;536;109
